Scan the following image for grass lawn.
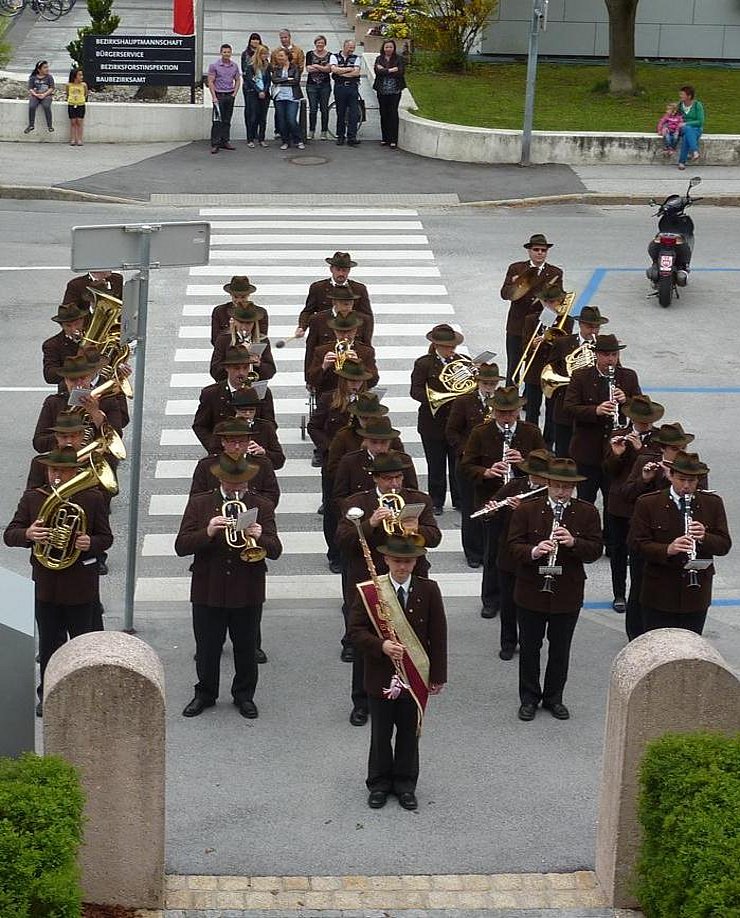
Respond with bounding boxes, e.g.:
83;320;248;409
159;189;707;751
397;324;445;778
406;61;739;133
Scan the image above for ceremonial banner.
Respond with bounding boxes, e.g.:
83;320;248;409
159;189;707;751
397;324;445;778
173;0;194;35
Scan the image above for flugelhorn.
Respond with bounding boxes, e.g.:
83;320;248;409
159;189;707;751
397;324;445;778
222;498;267;562
379;489;406;536
334;338;357;372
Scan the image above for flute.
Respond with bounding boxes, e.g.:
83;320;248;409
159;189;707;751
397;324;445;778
470;485;547;519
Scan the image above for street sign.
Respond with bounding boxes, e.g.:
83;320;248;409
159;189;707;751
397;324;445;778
83;34;196;86
71;221;210;271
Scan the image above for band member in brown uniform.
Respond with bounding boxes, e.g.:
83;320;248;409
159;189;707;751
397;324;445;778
508;457;603;721
42;303;90;392
411;324;468;515
4;446;113;716
461;386;546;617
307;360;373;468
176;455;282;719
546;305;608;457
303;285;374;379
307;313;378;394
294;251;373;341
628;451;730;636
602;395;664;620
210;276;269;345
500;234;563;386
446;362;502;569
348;532;447;811
62;270;123;309
210;301;274;382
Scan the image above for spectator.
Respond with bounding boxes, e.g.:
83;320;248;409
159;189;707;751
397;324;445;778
66;66;88;147
331;39;362;147
677;84;705;171
243;40;271;148
269;29;305;72
306;35;333;141
241;31;267;71
373;40;405;149
656;102;683;157
270;49;304;151
25;60;55;135
208;43;241;155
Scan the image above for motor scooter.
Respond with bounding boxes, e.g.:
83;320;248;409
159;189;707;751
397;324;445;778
646;176;702;307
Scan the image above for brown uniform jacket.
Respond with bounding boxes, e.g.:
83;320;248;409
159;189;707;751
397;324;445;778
520;312;574;385
306;341;379;394
42;330;83;388
564;365;641;467
306;393;355;457
174;490;282;607
4;487;113;604
210;301;269;346
460;419;546;505
33;392;123;453
299;278;373;330
508;496;603;614
603;430;658;518
500;261;563;337
209;333;277;383
445;389;488;457
189;454;281;507
348;574;447;698
63;273;123;309
304;309;373;377
628;489;731;614
335;487;441;586
326;426;405;480
192;381;276;453
492;477;543;574
333;449;418;510
411;351;468;441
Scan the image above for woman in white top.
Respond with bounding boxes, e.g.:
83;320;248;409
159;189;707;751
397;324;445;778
269;49;304;151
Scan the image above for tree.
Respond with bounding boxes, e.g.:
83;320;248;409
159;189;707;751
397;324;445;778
604;0;640;93
67;0;120;69
411;0;499;72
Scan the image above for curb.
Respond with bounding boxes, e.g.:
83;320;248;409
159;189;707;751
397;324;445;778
0;184;145;205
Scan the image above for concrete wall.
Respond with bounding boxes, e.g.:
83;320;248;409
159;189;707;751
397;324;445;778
483;0;740;60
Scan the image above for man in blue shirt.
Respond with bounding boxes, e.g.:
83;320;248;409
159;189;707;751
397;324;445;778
208;43;241;154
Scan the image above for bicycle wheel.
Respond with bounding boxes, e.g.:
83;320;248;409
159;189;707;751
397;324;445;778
0;0;27;18
40;0;64;20
324;99;363;140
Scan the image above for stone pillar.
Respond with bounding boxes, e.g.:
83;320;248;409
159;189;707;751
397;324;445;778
43;632;166;909
595;628;740;908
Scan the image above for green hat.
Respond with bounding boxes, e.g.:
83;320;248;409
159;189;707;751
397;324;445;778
366;450;411;475
652;422;694;448
230;387;261;408
35;445;82;469
593;333;626;352
538;284;567;303
326;251;357;268
327;312;363;332
51;303;89;324
59;354;100;379
232;301;265;323
477;362;502;382
223;275;256;295
49;409;87;434
576;305;609;326
426;323;464;346
668;450;709;478
544;457;586;482
326;285;360;302
213;417;254;438
359;417;400;441
524;233;553;249
349;393;388;417
486;385;526;411
209;453;260;483
622;394;665;424
377;533;427;559
336;358;373;382
517;448;553;477
221;345;254;367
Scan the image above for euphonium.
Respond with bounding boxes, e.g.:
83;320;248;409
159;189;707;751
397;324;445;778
379;489;406;536
334;338;357;373
426;356;478;416
222;498;267;563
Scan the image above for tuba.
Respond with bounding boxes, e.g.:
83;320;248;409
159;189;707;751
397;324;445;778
540;340;596;399
222;498;267;563
426;356;478;416
379;490;406;536
83;288;133;399
33;455;115;571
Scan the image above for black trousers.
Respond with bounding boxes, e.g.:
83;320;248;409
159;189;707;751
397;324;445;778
244;91;269;142
517;606;580;706
334;82;359;141
609;514;630;600
642;606;707;636
456;459;484;564
192;603;259;703
211;92;235;147
322;469;340;562
421;433;458;509
36;599;95;699
481;520;501;610
499;570;518;651
626;553;645;641
307;81;331;132
542;396;555;450
367;694;419;794
505;334;523;386
524;382;543;426
576;462;612;547
350;654;368;710
377;92;401;143
554;421;572;458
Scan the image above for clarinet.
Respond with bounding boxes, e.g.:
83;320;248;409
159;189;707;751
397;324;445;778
684;495;700;590
540;501;565;593
606;366;622;430
502;423;514;484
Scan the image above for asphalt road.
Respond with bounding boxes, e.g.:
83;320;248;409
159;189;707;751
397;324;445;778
0;198;738;879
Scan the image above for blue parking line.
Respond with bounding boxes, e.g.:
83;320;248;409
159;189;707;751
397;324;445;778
574;268;606;312
584;599;740;610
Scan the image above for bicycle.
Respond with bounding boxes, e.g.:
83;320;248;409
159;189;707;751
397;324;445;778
321;97;366;140
0;0;76;20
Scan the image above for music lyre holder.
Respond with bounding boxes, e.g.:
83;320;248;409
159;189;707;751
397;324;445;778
684;559;711;571
538;564;562;577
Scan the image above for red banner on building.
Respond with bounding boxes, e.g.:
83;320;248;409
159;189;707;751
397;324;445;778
173;0;194;36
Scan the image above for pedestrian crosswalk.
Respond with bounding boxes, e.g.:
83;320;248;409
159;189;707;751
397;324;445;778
135;206;475;607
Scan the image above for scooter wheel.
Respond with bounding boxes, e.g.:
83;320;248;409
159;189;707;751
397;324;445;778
658;276;672;308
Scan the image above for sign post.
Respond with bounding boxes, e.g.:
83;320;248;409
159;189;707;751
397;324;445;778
71;221;210;632
520;0;548;167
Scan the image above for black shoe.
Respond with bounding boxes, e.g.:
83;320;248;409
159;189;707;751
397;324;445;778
97;559;108;575
480;605;498;619
317;502;324;515
35;701;43;718
466;557;482;569
256;648;268;664
518;703;537;721
612;597;627;614
347;139;361;147
432;505;443;516
235;699;259;718
340;644;355;663
349;706;368;726
499;647;515;661
368;790;387;808
182;696;214;717
336;137;345;145
398;791;418;811
544;702;570;720
311;450;323;468
329;559;343;574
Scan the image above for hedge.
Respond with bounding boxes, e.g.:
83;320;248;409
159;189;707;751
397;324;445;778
0;754;84;918
636;732;740;918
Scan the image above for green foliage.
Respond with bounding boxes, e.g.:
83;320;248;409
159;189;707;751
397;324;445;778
67;0;120;68
410;0;499;72
0;754;84;918
0;16;11;68
636;732;740;918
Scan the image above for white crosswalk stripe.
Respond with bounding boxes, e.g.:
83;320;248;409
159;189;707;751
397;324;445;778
137;207;474;607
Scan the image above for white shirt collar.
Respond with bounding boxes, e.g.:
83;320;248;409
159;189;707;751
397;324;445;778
390;574;412;594
528;260;545;272
220;486;244;501
496;421;517;435
548;498;570;512
670;487;690;509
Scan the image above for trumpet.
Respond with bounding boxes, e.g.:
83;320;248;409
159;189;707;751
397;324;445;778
379;489;406;536
222;498;267;563
470;485;547;518
540;501;566;593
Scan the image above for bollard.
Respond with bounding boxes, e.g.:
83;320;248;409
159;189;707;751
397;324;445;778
44;632;166;909
595;628;740;908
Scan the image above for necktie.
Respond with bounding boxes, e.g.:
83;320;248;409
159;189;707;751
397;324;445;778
679;496;687;515
396;586;406;610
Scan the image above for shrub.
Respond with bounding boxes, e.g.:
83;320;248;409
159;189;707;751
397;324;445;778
67;0;121;70
0;753;85;918
636;732;740;918
410;0;498;72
